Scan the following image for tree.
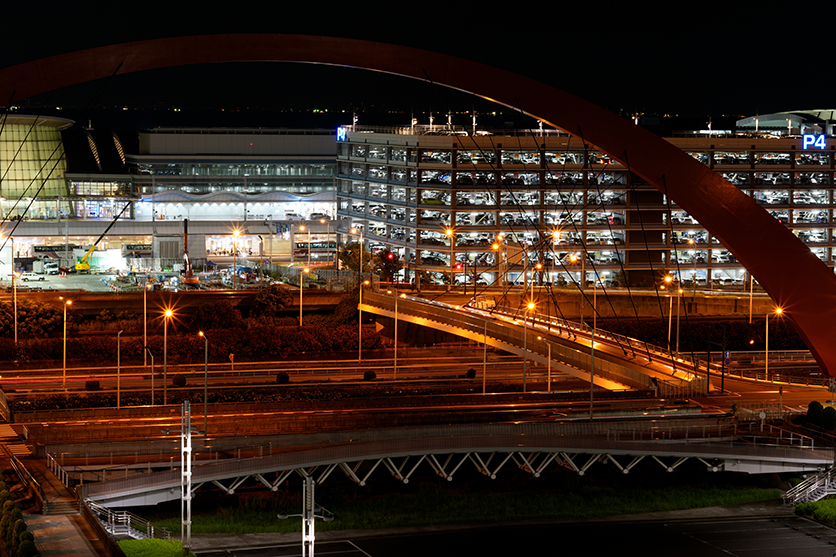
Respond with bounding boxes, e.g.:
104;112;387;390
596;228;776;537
338;241;372;273
195;300;244;330
372;249;403;282
250;284;294;317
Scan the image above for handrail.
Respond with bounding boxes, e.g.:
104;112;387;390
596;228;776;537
81;501;128;557
9;455;46;513
86;499;171;542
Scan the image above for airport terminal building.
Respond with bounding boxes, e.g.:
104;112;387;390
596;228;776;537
4;111;836;287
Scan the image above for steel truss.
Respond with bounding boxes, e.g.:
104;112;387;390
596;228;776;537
198;451;724;497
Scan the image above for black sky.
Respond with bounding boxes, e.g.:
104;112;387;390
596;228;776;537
0;3;824;128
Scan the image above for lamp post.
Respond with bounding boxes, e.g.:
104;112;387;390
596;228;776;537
232;229;240;291
299;267;309;326
145;346;155;405
523;301;534;392
766;307;783;381
117;330;123;409
538;336;552;392
445;227;455;291
198;332;209;435
591;276;599;420
12;270;18;344
492;239;505;288
320;218;335;267
350;227;365;361
61;297;71;392
663;275;674;351
163;308;173;405
689;238;698;296
144;283;152;369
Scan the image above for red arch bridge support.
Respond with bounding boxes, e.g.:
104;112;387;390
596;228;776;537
1;34;834;373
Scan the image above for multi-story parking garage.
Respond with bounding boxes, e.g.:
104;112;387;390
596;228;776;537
335;124;836;288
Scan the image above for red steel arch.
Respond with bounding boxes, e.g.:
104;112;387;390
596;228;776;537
2;34;834;374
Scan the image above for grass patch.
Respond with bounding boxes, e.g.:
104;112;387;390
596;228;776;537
796;497;836;524
118;538;193;557
134;469;780;535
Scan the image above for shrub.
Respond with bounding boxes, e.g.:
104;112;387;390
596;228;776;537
84;380;100;392
17;539;36;557
465;368;476;379
276;372;289;384
823;406;836;431
363;370;376;381
808;400;824;428
172;375;187;388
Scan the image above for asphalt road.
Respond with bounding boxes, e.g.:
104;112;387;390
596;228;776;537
193;515;836;557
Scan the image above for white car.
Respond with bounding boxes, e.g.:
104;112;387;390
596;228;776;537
284;213;304;221
308;213;331;221
20;272;44;282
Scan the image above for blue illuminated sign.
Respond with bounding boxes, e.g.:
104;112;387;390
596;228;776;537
336;127;346;142
802;134;826;150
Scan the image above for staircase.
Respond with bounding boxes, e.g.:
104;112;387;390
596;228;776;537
0;424;30;457
784;467;836;505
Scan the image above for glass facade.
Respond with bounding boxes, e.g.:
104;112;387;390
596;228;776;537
0;117;70;201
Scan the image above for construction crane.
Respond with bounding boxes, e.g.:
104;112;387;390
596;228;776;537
182;219;199;285
75;202;132;272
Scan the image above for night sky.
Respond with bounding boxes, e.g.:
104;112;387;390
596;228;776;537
0;4;823;129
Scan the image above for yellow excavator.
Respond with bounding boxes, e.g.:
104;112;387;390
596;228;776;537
75;202;133;273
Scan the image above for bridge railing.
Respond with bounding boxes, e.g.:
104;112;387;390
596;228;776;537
364;292;656;390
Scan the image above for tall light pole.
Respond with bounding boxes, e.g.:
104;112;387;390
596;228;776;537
199;331;209;435
117;330;123;409
492;239;505;288
664;275;674;351
523;301;534;392
446;227;455;291
61;297;71;392
145;347;155;406
766;307;783;381
591;276;598;420
676;287;683;356
12;270;18;344
388;290;405;380
538;336;552;392
689;238;697;296
350;227;365;361
144;283;151;369
232;229;240;291
299;267;309;326
163;308;173;405
320;218;335;267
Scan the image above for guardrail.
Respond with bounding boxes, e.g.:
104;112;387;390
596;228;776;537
784;467;836;505
80;501;128;557
364;291;657;390
85;499;171;541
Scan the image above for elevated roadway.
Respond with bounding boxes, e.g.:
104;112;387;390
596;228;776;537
362;291;708;396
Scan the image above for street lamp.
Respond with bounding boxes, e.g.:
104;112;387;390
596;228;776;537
198;331;209;435
766;307;783;381
538;336;552;392
117;330;123;409
523;301;535;392
663;275;674;350
232;229;240;291
349;227;365;361
61;297;72;392
144;282;152;370
689;238;697;296
445;227;455;290
569;253;587;324
492;239;505;288
388;291;406;380
299;267;310;326
320;218;335;267
298;224;312;267
163;308;173;405
12;270;18;344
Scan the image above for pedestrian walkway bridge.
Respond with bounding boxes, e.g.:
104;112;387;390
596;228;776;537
71;419;832;508
361;291;708;396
